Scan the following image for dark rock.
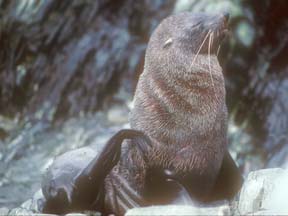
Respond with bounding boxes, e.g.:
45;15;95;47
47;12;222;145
0;0;175;121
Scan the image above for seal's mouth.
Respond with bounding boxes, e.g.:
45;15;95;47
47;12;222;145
184;12;231;56
219;29;229;43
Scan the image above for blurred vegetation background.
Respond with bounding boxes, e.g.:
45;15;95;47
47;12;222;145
0;0;288;209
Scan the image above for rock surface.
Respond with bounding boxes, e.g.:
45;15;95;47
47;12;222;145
238;168;288;215
126;204;231;216
4;168;288;215
0;0;174;121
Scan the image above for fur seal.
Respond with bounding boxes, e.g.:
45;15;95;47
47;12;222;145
129;11;228;197
40;12;243;216
128;12;241;201
104;12;242;215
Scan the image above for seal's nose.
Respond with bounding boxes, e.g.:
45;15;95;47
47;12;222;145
223;12;230;22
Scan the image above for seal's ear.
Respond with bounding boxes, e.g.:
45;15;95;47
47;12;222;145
163;38;173;48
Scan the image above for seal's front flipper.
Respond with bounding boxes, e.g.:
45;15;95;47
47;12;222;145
41;147;96;214
41;129;150;214
210;150;243;201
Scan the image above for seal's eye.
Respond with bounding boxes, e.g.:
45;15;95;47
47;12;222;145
163;38;173;48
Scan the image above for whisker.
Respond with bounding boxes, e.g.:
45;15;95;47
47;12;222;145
70;181;76;190
216;45;221;57
208;32;216;94
189;30;211;71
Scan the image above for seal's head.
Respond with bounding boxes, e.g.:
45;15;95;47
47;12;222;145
144;12;229;80
148;12;229;55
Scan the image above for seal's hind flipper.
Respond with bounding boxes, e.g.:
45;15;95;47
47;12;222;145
210;150;243;201
71;129;151;210
78;129;150;182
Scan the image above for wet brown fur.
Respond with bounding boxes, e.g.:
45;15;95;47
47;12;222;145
130;12;228;177
105;12;230;214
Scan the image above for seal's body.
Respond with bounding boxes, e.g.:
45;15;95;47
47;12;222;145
41;12;242;216
130;12;229;199
104;13;241;215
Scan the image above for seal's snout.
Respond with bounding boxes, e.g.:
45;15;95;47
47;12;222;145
223;12;230;22
222;12;230;30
